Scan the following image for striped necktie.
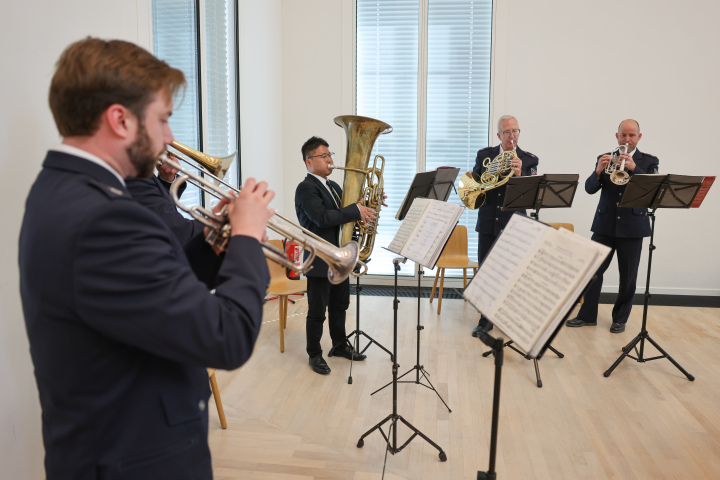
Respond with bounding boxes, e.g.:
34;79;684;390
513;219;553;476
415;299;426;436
326;180;341;207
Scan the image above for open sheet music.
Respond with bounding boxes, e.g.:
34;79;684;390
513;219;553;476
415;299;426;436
464;214;611;358
387;197;464;269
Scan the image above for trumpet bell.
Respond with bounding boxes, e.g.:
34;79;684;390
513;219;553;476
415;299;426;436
610;170;630;185
170;141;236;179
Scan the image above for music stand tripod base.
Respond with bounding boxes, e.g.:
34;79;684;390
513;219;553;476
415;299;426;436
357;258;447;464
346;271;393;385
482;340;564;388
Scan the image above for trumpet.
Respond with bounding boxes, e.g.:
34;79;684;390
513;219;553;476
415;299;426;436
159;144;363;284
605;143;630;185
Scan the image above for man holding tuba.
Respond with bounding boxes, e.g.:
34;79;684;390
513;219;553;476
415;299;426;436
295;136;377;375
471;115;538;337
566;119;659;333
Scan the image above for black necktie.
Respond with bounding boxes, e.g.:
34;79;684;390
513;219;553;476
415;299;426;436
326;180;341;207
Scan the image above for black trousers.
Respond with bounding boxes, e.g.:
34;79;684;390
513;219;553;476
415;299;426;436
577;233;644;325
476;232;498;328
306;276;350;357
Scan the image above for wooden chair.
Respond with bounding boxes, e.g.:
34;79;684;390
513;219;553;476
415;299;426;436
207;368;227;429
429;225;479;315
546;222;574;232
266;239;307;352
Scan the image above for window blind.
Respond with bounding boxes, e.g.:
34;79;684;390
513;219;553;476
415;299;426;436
356;0;492;276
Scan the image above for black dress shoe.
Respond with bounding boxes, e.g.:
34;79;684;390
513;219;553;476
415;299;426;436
610;322;626;333
565;317;597;328
471;322;493;338
309;356;331;375
328;342;366;361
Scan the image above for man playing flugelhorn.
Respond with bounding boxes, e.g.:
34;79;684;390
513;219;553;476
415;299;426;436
566;119;659;333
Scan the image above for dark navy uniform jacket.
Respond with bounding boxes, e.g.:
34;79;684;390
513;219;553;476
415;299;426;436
19;151;269;480
586;149;659;238
472;145;539;235
126;175;221;289
295;174;360;278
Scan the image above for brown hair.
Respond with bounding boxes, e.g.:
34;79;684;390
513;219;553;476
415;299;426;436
49;37;186;137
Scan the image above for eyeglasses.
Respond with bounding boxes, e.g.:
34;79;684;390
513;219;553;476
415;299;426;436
500;129;521;136
307;152;335;160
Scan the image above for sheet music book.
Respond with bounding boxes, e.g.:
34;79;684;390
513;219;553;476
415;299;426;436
464;215;611;358
395;167;460;220
387;197;464;268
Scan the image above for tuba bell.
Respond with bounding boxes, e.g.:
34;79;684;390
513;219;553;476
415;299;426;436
458;140;516;209
333;115;392;264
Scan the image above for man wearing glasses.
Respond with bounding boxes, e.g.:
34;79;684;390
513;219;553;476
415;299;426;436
295;136;377;375
566;119;659;333
471;115;538;337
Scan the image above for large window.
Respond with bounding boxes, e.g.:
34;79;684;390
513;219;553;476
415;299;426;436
152;0;239;209
357;0;493;276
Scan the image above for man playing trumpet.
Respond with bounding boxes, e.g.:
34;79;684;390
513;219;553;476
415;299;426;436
19;37;273;479
566;119;659;333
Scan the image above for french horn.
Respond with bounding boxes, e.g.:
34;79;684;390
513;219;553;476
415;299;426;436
458;140;516;209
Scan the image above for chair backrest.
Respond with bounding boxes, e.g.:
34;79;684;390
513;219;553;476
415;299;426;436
546;222;574;232
266;239;288;282
437;225;469;263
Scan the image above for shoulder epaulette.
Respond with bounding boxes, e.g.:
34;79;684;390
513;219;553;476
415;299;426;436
85;178;130;199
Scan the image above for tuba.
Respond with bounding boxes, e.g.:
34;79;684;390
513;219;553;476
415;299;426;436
458;140;516;209
605;143;630;185
333;115;392;263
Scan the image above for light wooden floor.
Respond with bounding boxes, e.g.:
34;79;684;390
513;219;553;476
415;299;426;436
208;292;720;480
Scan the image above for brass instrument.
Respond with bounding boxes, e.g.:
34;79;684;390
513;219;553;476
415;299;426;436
605;143;630;185
159;143;360;284
333;115;392;264
458;140;516;209
169;141;235;179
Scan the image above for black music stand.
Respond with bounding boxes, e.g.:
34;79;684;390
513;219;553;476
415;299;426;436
345;262;394;385
603;174;712;379
357;258;447;471
481;174;580;387
371;172;458;410
476;286;591;479
504;173;579;221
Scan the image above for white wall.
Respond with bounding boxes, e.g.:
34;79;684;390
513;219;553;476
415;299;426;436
281;0;356;219
280;0;720;295
238;0;284;217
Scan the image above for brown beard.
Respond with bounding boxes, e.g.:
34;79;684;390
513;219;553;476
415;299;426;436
126;121;158;179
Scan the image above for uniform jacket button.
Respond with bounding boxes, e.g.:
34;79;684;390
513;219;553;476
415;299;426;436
198;399;206;412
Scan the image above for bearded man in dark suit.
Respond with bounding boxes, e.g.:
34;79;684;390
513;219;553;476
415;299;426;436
19;37;273;479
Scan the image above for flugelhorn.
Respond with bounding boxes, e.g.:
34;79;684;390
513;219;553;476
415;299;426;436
459;139;516;209
159;143;360;284
605;143;630;185
333;115;392;264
